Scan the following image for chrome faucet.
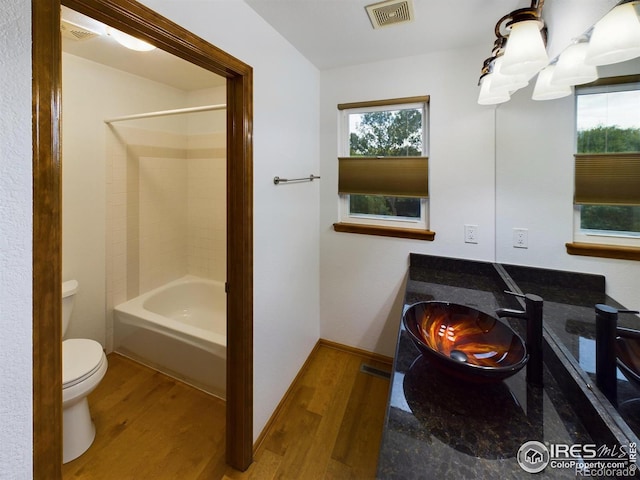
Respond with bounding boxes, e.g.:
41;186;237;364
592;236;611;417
496;292;544;387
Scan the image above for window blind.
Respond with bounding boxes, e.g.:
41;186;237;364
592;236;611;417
338;157;428;197
574;153;640;205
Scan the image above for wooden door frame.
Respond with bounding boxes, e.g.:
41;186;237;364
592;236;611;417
32;0;253;477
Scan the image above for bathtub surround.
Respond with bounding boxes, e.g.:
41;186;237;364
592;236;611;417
107;124;225;351
106;122;225;297
61;52;224;345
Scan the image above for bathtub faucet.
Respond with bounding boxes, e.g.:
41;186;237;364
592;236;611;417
496;291;544;387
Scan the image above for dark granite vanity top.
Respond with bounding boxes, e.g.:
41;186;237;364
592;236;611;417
377;254;640;479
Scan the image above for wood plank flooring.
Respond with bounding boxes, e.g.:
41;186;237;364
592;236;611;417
62;343;391;480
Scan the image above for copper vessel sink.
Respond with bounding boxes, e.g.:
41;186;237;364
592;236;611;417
403;301;528;382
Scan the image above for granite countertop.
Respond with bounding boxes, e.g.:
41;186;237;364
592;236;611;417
376;254;640;479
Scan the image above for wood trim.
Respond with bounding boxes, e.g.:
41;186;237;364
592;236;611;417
318;339;393;366
337;95;430;110
33;0;254;475
566;242;640;261
32;0;63;477
63;0;250;78
225;64;254;470
580;74;640;89
333;222;436;241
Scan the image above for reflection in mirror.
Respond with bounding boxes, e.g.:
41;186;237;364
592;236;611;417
479;0;640;104
495;0;640;446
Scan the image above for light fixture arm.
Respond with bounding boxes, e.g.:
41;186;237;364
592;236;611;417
493;0;546;41
478;0;549;103
531;0;545;15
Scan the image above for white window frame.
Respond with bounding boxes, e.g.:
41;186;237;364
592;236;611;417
573;207;640;247
573;82;640;248
338;101;429;230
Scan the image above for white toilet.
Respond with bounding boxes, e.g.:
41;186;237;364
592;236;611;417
62;279;108;464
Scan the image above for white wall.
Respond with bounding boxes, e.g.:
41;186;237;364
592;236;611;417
0;1;32;477
4;1;630;475
318;0;635;358
496;61;640;310
544;0;618;60
140;0;321;441
62;53;190;345
494;1;640;311
319;46;497;357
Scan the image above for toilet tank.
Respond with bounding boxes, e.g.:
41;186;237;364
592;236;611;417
62;280;78;337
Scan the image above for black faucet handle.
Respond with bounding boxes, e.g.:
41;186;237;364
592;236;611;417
504;290;525;298
596;304;639;319
504;290;543;304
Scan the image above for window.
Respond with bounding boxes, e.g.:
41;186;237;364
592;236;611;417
571;78;640;255
334;96;434;240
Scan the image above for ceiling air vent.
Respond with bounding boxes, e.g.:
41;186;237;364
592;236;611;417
61;19;100;41
365;0;414;30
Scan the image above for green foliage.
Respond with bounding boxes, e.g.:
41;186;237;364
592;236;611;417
350;109;422;156
350;195;420;218
347;108;423;218
581;205;640;233
577;125;640;153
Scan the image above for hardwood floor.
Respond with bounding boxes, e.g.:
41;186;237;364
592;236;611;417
62;343;391;479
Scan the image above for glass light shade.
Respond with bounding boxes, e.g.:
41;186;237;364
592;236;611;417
501;20;549;76
551;43;598;86
585;3;640;66
107;27;156;52
532;65;572;100
488;56;530;94
477;74;510;105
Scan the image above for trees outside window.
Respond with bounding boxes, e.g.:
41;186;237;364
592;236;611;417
576;85;640;236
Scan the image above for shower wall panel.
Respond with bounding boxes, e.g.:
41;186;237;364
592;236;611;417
107;124;226;307
187;131;226;282
139;155;188;292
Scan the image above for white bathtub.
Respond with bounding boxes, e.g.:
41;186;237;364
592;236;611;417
113;275;226;398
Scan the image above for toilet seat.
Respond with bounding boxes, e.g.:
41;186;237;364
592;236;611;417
63;338;106;389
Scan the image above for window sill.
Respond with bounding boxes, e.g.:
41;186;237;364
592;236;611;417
333;222;435;241
565;242;640;261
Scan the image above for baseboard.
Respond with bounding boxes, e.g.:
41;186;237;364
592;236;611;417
318;338;394;366
252;339;322;453
252;338;393;454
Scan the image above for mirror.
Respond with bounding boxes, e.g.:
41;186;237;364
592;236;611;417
495;0;640;440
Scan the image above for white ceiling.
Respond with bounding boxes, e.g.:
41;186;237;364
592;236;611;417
62;1;527;89
243;0;525;70
62;1;616;89
61;6;225;91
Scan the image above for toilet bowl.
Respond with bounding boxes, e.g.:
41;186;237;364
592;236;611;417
62;338;108;463
62;280;108;464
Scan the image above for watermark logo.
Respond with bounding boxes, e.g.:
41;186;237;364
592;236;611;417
517;441;550;473
517;441;637;477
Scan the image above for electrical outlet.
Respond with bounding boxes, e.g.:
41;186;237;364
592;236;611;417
513;228;528;249
464;224;478;244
